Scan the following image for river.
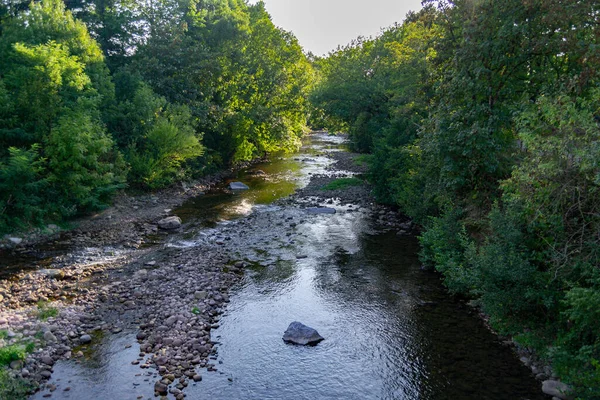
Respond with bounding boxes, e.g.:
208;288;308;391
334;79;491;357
28;133;544;399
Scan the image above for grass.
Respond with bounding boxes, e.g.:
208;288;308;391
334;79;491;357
320;177;363;191
0;331;8;340
0;369;34;400
0;345;26;367
35;301;59;320
353;154;372;167
191;307;201;315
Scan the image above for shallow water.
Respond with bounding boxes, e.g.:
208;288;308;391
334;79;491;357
30;133;544;400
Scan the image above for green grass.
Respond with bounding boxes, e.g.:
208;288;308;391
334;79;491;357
0;331;8;340
320;177;363;191
35;301;59;320
0;345;26;367
191;307;200;315
353;154;372;167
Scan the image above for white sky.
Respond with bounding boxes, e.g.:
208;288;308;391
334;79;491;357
249;0;424;55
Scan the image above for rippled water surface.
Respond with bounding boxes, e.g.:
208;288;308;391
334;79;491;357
30;134;544;399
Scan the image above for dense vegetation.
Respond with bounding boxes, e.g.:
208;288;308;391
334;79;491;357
0;0;313;234
311;1;600;397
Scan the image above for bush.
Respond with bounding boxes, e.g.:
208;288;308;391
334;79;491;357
0;369;32;400
0;145;48;234
45;108;127;214
419;207;475;295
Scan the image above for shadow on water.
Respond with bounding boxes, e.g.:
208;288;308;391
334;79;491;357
28;133;545;400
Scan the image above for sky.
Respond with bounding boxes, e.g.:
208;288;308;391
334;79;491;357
249;0;424;56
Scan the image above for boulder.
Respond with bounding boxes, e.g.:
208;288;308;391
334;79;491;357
282;322;324;346
229;182;250;190
542;380;571;399
158;216;182;230
306;207;336;215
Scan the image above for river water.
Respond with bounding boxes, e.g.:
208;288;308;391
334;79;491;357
30;133;544;399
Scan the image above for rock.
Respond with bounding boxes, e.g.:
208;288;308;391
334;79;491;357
136;331;146;341
9;360;23;370
282;321;324;346
192;374;202;382
194;291;208;300
7;237;23;245
154;382;168;395
542;380;571;399
229;182;250;190
40;370;52;379
306;207;336;215
39;269;65;280
43;331;57;343
79;334;92;344
158;216;182;230
41;356;55;366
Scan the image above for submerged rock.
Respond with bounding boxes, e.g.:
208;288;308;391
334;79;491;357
282;322;324;345
158;216;182;230
306;207;336;214
229;182;250;190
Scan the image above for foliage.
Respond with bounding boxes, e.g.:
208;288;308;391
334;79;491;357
0;369;32;400
0;0;125;232
0;344;26;367
312;0;600;396
35;301;59;320
320;177;363;191
0;145;48;233
0;0;312;233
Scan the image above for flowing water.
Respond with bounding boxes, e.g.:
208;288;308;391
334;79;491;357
29;133;544;399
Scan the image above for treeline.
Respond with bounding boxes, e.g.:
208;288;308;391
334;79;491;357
0;0;313;233
311;0;600;397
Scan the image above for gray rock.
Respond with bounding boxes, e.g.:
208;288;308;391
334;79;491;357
158;216;182;230
43;331;57;343
7;237;23;245
229;182;250;190
9;360;23;370
542;380;571;399
79;334;92;344
154;382;168;395
282;321;324;345
306;207;336;215
41;356;55;366
194;291;208;300
39;269;65;280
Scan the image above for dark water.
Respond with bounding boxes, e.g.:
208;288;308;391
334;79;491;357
31;133;545;400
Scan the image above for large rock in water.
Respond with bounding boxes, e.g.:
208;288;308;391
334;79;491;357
229;181;250;190
282;322;324;345
158;216;182;230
